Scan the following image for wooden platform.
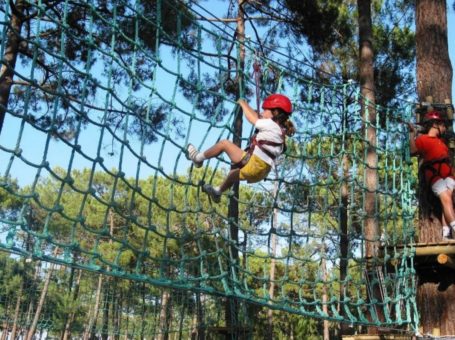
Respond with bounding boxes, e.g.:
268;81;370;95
405;242;455;271
342;336;411;340
382;242;455;286
406;241;455;256
381;241;455;255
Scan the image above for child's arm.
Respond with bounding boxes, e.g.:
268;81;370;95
237;99;259;125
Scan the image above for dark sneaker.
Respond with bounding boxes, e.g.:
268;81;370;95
187;144;203;168
202;184;221;203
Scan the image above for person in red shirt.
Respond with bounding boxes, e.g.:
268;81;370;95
409;110;455;240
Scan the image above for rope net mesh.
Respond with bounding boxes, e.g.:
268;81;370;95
0;254;256;339
0;0;418;333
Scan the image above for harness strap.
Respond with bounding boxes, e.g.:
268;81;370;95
231;151;252;170
417;157;453;218
252;136;283;160
420;157;452;182
231;130;286;170
419;157;452;202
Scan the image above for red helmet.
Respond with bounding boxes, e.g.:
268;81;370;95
262;94;292;114
423;110;444;122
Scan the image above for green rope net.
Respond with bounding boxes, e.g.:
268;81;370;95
0;0;418;335
0;254;257;339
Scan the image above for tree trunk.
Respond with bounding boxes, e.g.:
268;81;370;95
10;279;24;339
321;248;330;340
123;290;130;340
266;233;277;338
225;0;246;333
61;266;75;340
25;262;41;336
157;290;171;340
416;0;452;101
0;0;26;134
358;0;378;270
415;0;454;336
83;274;103;340
101;280;110;340
140;282;146;339
193;293;205;340
113;282;120;340
101;211;116;340
267;171;279;339
358;0;382;334
338;153;350;337
1;303;10;340
26;260;57;340
62;269;82;340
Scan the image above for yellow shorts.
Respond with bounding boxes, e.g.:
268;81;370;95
239;153;271;183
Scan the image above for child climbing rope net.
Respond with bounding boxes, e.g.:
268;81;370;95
187;94;295;203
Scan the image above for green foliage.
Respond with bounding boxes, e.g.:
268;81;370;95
251;306;322;339
242;0;415;107
284;0;353;54
0;177;22;219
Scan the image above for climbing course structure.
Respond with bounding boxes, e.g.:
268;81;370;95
0;0;419;337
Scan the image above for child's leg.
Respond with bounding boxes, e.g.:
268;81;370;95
218;169;240;192
441;214;451;239
188;140;244;168
202;140;244;164
439;189;455;226
202;169;240;203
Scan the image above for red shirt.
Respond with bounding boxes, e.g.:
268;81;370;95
415;134;454;183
